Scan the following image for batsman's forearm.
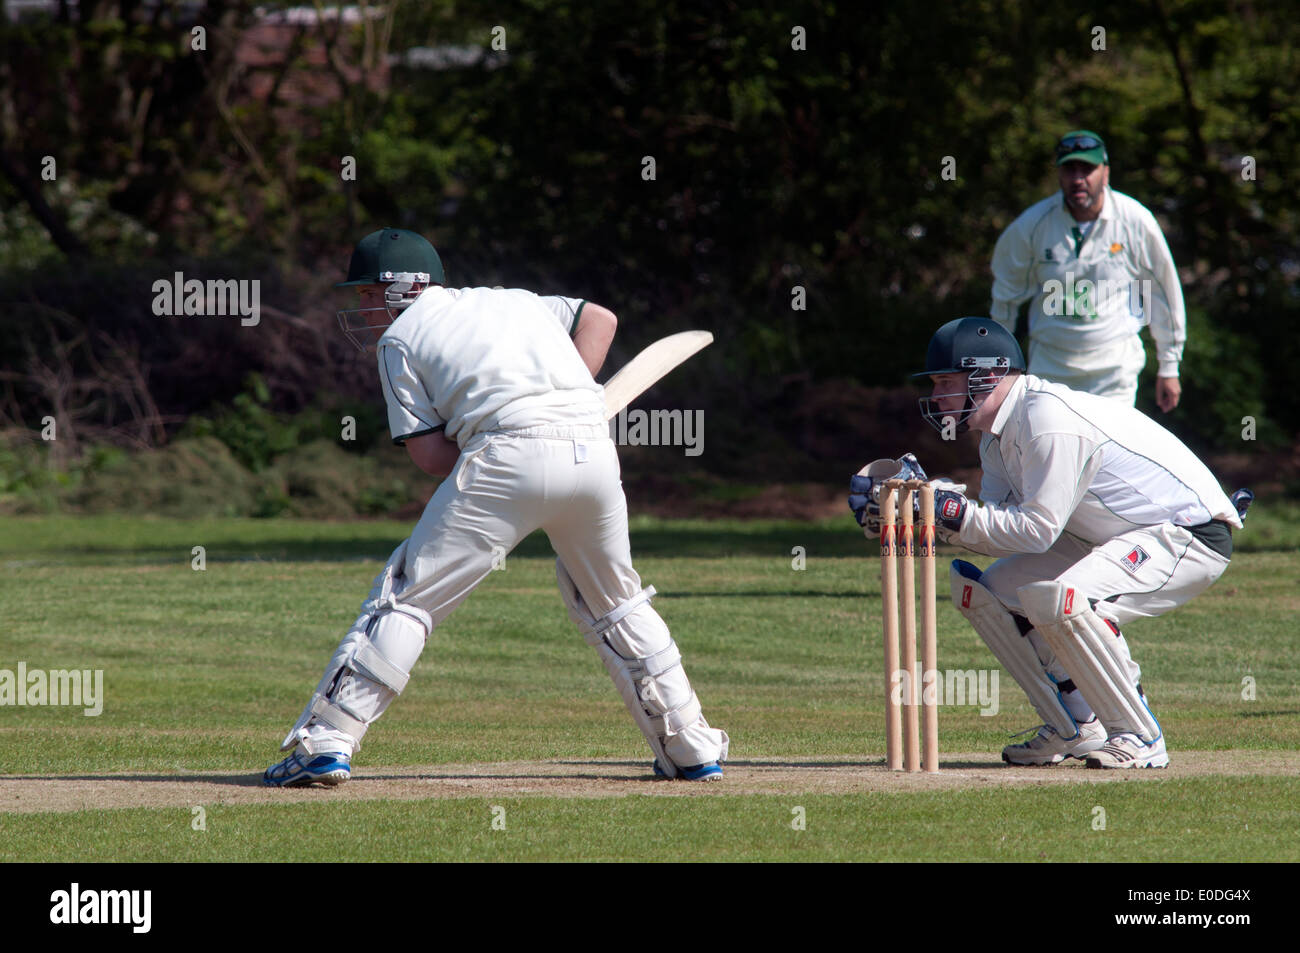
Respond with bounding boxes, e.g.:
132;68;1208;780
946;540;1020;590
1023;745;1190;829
406;432;462;476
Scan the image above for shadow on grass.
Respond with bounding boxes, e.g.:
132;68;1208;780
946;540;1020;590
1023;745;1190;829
667;590;865;599
5;773;266;787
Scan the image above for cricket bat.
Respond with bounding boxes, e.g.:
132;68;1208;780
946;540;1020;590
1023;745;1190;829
601;330;713;420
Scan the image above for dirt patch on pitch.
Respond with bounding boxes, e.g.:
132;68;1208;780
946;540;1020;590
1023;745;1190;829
0;750;1294;815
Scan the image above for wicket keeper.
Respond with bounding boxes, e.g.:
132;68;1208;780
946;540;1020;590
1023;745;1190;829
851;317;1249;768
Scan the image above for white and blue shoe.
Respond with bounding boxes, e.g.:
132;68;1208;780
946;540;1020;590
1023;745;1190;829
1085;732;1169;769
263;750;352;787
1002;719;1106;765
653;760;723;781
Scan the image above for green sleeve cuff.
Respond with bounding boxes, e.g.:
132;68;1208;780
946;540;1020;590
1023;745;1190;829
392;425;445;446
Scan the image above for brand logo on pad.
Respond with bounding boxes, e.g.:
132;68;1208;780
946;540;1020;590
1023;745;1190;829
941;499;963;520
1063;589;1075;614
961;585;972;608
1120;545;1150;573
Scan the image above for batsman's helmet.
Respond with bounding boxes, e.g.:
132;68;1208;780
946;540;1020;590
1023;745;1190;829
337;228;445;351
915;317;1025;434
336;227;446;287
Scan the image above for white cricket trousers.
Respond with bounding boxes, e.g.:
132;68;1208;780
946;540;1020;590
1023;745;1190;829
367;422;724;766
977;522;1231;699
1028;333;1147;405
978;523;1231;627
402;422;648;622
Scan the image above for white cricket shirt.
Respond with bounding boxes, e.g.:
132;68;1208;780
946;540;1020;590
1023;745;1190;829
990;188;1186;378
375;286;605;446
963;374;1241;556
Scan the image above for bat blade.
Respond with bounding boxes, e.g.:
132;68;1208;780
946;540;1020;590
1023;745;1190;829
601;330;713;420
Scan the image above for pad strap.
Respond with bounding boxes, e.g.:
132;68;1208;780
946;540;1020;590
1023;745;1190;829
351;639;411;694
636;642;682;680
582;586;657;644
308;694;370;741
660;692;703;735
379;596;434;631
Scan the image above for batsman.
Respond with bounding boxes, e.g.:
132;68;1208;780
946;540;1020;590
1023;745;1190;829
851;317;1249;769
264;227;728;786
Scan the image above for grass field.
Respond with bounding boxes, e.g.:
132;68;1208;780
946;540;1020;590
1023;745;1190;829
1;513;1297;863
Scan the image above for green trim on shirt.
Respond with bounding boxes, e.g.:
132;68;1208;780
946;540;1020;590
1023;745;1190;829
392;425;445;446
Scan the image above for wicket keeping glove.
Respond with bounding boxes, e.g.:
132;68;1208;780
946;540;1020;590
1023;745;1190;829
1230;487;1254;523
848;453;931;529
931;485;970;535
848;472;881;529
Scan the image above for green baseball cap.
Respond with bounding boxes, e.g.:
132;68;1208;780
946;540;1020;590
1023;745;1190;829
336;228;446;287
1054;130;1108;166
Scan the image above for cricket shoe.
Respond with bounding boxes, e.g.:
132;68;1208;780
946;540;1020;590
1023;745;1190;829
263;750;351;787
653;760;723;781
1001;718;1106;765
1085;732;1169;769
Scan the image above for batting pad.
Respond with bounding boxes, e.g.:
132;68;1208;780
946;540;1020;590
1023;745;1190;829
281;540;433;756
1018;581;1161;742
556;559;728;774
950;561;1077;738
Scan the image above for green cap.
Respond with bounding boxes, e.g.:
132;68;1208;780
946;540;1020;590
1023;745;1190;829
337;228;446;287
1054;130;1108;167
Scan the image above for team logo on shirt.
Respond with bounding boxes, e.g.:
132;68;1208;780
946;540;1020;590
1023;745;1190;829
1109;242;1124;255
1119;545;1150;573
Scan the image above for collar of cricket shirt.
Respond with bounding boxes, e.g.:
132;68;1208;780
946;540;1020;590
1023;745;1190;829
986;372;1029;439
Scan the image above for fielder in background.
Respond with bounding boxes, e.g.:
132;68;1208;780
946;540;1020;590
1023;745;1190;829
851;318;1250;769
264;227;728;786
990;130;1186;411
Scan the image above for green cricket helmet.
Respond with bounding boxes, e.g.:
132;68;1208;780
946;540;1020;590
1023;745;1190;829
337;228;445;351
337;227;446;287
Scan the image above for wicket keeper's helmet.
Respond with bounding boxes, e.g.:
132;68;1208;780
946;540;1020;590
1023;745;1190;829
336;228;446;287
913;317;1025;379
914;317;1025;435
